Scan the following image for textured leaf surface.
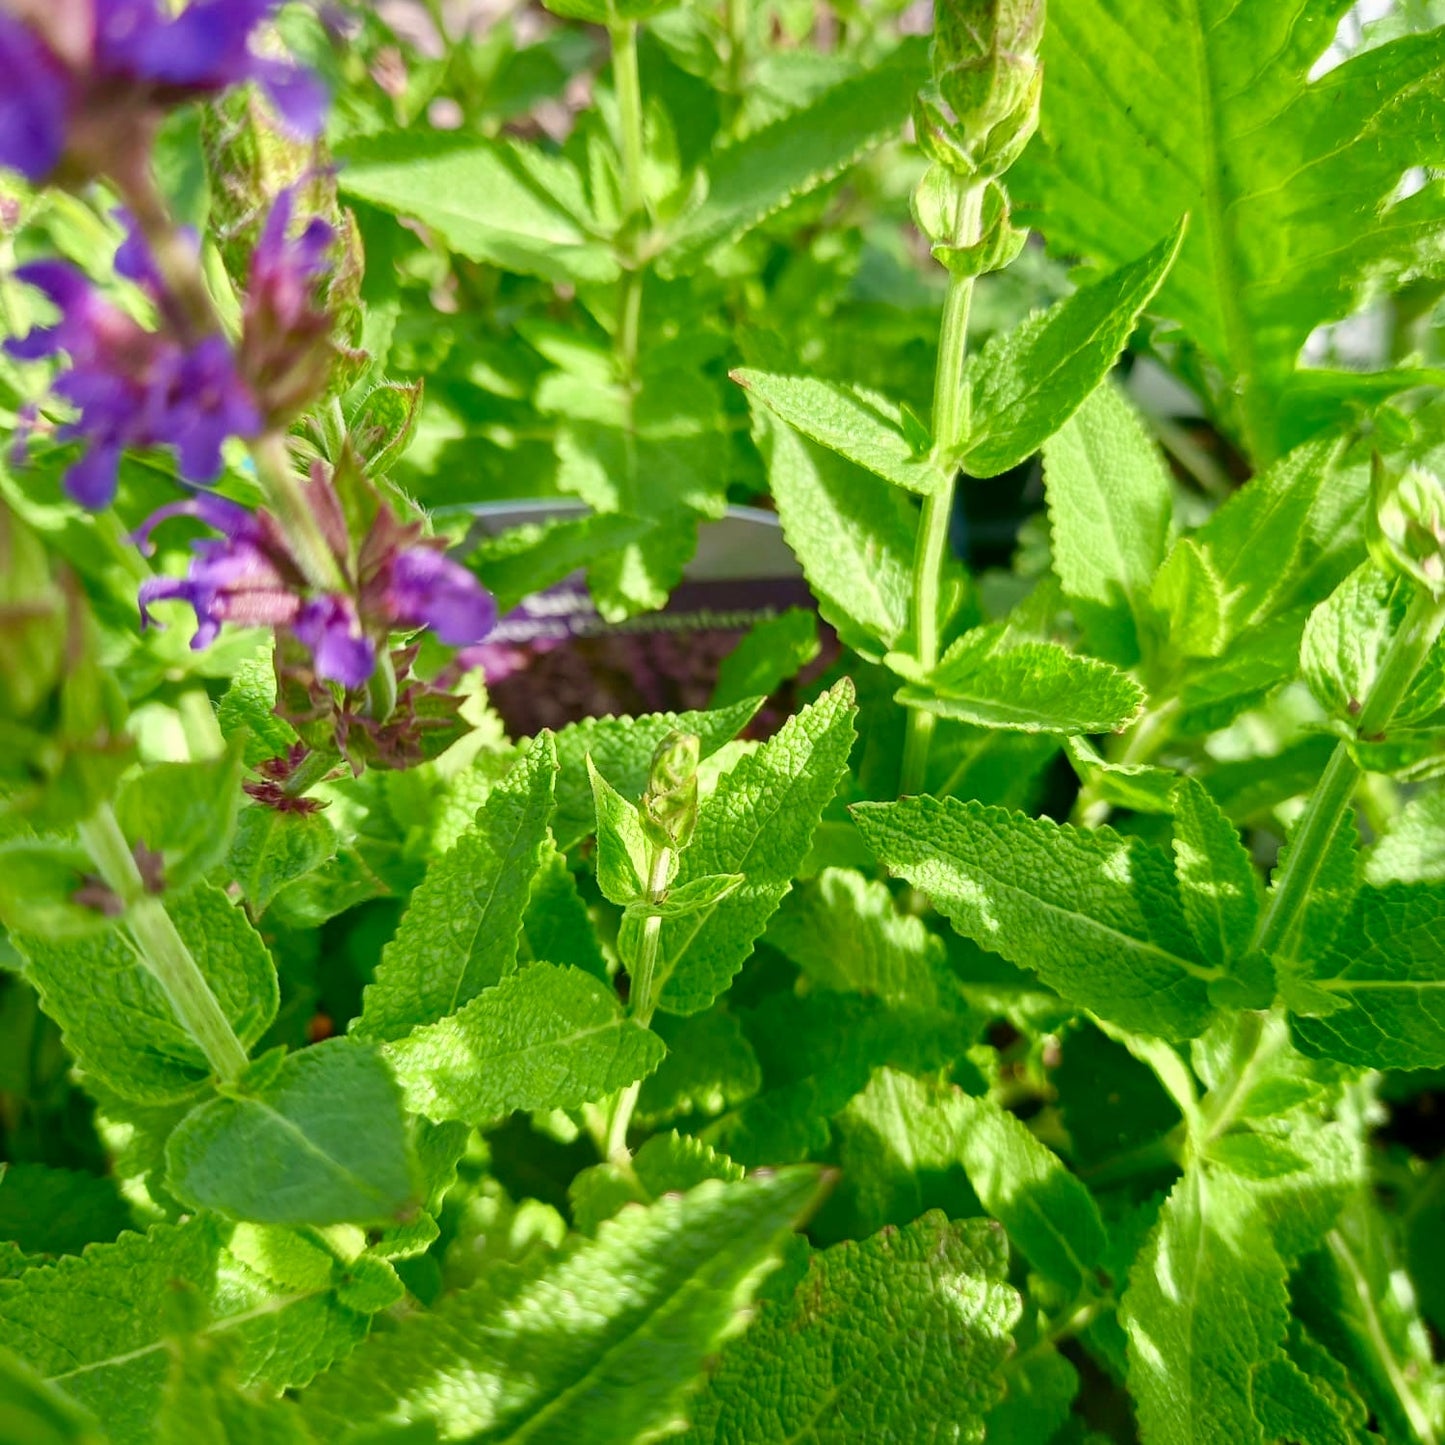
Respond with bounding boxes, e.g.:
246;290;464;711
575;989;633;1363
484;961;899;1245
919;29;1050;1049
1187;442;1368;649
356;735;557;1043
852;796;1217;1039
767;866;944;1008
13;885;277;1104
1042;382;1173;665
385;963;665;1124
301;1171;824;1443
901;635;1144;734
660;38;928;274
1290;883;1445;1069
0;1219;365;1445
680;1212;1018;1444
337;134;615;285
1016;1;1445;458
732;371;942;496
635;1007;762;1128
658;682;857;1014
569;1133;744;1235
756;408;917;661
960;222;1183;479
1123;1168;1289;1444
227;805;337;917
1171;778;1261;969
165;1039;416;1226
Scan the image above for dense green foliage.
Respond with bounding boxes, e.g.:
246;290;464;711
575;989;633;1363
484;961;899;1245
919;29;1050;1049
4;0;1445;1441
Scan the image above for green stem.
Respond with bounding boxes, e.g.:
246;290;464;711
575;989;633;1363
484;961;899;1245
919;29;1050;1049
249;431;348;595
610;20;647;232
1253;585;1445;960
604;843;672;1162
901;187;984;797
1328;1228;1439;1445
76;804;249;1084
282;748;340;798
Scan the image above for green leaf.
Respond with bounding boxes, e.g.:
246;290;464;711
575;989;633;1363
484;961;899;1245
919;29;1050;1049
337;133;615;286
1064;737;1177;816
1367;787;1445;885
660;38;929;275
384;962;665;1125
948;1091;1108;1293
1254;1354;1360;1445
1171;778;1261;969
898;631;1144;734
1183;441;1369;652
1301;562;1445;729
1290;882;1445;1070
1150;537;1230;660
552;698;761;850
0;1165;131;1260
731;370;944;496
985;1347;1079;1445
767;866;946;1008
851;796;1218;1040
355;734;557;1043
0;1346;106;1445
1015;2;1445;460
657;682;857;1014
634;1006;762;1129
753;404;918;661
12;884;278;1104
0;1218;368;1445
165;1039;416;1226
0;838;114;937
679;1212;1019;1444
1122;1168;1289;1444
711;607;821;710
569;1132;744;1234
521;846;608;982
586;756;648;906
1041;381;1174;666
468;512;653;616
349;380;423;478
215;650;297;767
960;221;1184;480
632;872;743;919
301;1171;825;1443
226;805;337;917
113;740;248;892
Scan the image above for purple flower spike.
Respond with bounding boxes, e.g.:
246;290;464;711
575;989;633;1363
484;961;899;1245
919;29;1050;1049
7;260;260;507
136;492;303;647
385;547;498;647
0;0;327;185
0;12;70;181
295;595;375;689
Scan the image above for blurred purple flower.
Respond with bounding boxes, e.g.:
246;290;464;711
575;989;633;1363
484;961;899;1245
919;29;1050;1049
0;0;326;183
383;547;498;646
294;595;374;689
5;259;260;507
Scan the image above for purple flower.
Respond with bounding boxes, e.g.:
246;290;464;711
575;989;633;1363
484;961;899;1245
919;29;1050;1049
294;595;374;689
6;260;262;507
136;493;301;647
383;547;498;646
0;0;326;184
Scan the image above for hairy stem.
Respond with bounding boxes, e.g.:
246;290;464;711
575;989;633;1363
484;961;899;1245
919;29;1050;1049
250;431;348;595
900;186;983;797
77;803;249;1084
610;20;647;236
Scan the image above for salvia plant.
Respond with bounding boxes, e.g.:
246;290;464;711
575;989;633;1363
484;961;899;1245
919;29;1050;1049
3;0;1445;1440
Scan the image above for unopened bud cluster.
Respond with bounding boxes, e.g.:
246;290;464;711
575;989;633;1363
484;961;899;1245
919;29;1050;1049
641;731;701;850
912;0;1043;277
1370;455;1445;599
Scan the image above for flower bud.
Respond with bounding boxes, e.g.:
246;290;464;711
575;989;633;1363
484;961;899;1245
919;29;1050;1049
1369;454;1445;599
640;730;701;850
